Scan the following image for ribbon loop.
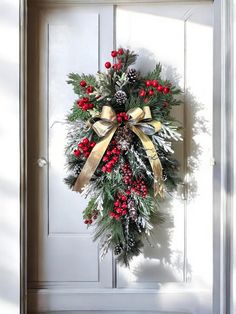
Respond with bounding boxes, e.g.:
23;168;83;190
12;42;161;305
74;106;163;196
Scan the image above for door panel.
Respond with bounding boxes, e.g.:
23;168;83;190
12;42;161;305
115;4;213;291
27;5;114;288
27;2;213;313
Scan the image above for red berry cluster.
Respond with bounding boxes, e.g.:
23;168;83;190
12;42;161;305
84;209;99;225
116;112;129;123
139;80;170;98
109;193;128;220
79;80;94;94
74;138;96;159
122;163;132;187
102;140;121;173
77;97;94;111
121;163;148;198
131;179;148;197
104;48;124;70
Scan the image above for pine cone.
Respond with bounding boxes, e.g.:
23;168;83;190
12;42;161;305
73;164;80;176
114;126;134;150
128;201;137;221
127;68;137;83
114;244;122;255
115;90;127;105
128;235;135;248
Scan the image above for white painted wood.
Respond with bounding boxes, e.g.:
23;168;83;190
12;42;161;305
26;1;215;313
28;0;212;5
27;5;114;288
116;4;213;293
27;288;211;313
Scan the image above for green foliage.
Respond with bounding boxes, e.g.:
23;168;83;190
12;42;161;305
146;63;162;80
67;103;91;122
64;175;77;189
67;73;96;96
119;49;138;70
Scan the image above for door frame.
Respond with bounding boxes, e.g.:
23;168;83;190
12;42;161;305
19;0;234;313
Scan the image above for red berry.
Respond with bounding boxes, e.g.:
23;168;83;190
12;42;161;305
105;61;111;69
84;220;89;224
109;160;115;166
84;152;90;158
90;141;96;148
106;151;112;156
152;80;159;87
78;143;84;148
117;63;121;70
146;80;152;87
102;166;107;172
118;48;124;55
111;50;118;57
121;195;127;201
80;80;87;87
74;149;81;157
139;89;146;97
113;64;117;70
106;168;112;173
157;85;164;92
116;207;122;213
114;201;120;207
117;116;122;123
81;105;87;111
86;86;93;94
83;138;89;145
126;190;131;195
103;156;109;162
163;87;170;94
88;103;94;109
122;210;127;215
83;97;89;102
82;146;89;152
148;89;154;96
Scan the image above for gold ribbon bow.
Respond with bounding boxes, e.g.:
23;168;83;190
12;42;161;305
73;106;163;196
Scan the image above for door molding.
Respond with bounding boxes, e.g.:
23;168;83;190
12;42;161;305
19;0;234;313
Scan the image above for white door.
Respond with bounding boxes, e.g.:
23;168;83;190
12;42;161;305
27;2;213;313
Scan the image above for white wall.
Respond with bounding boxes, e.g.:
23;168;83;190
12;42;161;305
0;0;20;313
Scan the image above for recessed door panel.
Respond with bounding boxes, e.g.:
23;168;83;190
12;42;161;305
116;4;213;291
27;5;114;287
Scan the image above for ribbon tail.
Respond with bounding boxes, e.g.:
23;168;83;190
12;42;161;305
73;126;118;192
128;125;163;197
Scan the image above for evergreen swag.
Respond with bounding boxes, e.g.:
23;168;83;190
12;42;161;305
64;48;182;266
